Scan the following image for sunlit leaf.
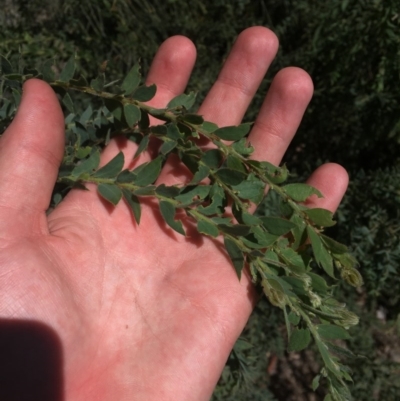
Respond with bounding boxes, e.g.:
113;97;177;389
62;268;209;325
197;184;226;215
304;208;336;227
116;169;136;183
132;84;157;102
175;185;211;205
197;220;219;238
214;123;251;141
232;138;254;156
124;103;141;127
93;151;124;178
190;164;210;185
307;226;335;278
159;201;185;235
167;91;196;110
215;168;246;186
260;216;297;236
98;183;122;206
71;150;100;177
201;149;222;169
160;138;177;155
133;156;162;186
283;183;323;202
121;63;141;95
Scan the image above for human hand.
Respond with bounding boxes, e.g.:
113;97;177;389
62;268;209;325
0;27;348;401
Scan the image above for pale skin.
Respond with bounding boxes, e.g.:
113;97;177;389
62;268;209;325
0;27;348;400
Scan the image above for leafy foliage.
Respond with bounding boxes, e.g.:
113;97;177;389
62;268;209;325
0;54;361;400
1;0;399;399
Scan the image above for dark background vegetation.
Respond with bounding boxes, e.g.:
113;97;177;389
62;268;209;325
1;0;400;399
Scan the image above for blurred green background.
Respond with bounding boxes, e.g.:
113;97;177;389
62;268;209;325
1;0;400;399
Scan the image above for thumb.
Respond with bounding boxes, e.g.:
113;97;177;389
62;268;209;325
0;79;64;223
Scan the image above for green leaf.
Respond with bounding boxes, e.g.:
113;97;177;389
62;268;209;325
190;164;210;185
279;247;307;273
201;121;219;133
232;138;254;157
134;135;150;158
197;184;226;215
214;123;251;141
159;201;185;235
133;156;162;186
283;183;323;202
98;183;122;206
304;208;336;227
93;151;124;178
132;84;157;102
70;75;88;88
59;55;76;82
215;168;246;186
133;186;156;196
41;59;55;82
116;169;136;183
201;149;222;169
327;344;356;360
226;154;247;173
180;113;204;125
0;55;13;75
90;73;105;92
288;311;301;326
104;98;123;120
121;63;141;95
122;189;141;224
167;92;196;110
160;139;177;155
166;124;183;140
155;184;181;198
71;150;100;177
307;226;335;278
320;234;348;254
218;224;251;237
62;93;74;113
334;252;358;269
317;324;350;341
224;237;245;279
311;375;321;391
309;272;330;294
260;216;297;236
316;340;341;377
252;227;280;247
124;103;141;127
197;220;219;238
238;212;262;226
232;179;265;204
79;105;93;125
175;185;211;205
288;328;311;352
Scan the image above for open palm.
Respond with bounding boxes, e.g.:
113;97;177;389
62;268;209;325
0;27;348;401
